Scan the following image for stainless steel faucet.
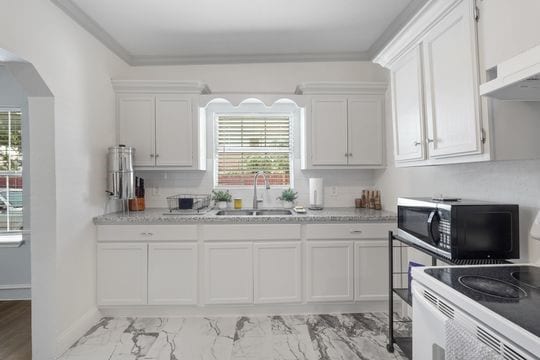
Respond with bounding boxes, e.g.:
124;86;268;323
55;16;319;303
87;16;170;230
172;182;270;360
253;171;270;209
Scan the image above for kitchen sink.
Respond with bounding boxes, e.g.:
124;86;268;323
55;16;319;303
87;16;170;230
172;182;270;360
215;209;293;216
215;210;256;216
255;210;293;216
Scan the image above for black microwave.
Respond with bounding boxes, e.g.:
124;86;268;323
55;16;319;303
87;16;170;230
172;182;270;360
397;197;519;260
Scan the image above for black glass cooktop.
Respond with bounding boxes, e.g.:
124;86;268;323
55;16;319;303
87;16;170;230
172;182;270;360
425;265;540;337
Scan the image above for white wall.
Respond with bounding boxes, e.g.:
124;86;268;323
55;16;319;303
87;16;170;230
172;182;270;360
0;65;30;300
119;61;387;208
0;0;127;355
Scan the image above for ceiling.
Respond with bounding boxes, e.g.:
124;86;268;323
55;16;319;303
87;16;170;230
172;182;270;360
52;0;427;66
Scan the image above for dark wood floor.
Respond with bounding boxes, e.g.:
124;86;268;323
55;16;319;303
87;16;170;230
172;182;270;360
0;301;31;360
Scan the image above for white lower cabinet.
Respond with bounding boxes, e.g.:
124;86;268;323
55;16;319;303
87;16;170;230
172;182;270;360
148;243;198;305
204;243;253;304
253;242;302;304
97;243;148;306
306;241;354;302
354;241;390;301
96;223;396;308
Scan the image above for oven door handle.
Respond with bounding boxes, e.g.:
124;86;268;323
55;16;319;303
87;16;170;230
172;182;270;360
427;210;440;245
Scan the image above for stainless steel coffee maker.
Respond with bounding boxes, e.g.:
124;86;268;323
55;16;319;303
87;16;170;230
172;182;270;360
107;145;135;202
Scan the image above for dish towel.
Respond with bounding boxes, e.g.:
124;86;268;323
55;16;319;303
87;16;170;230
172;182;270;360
445;320;504;360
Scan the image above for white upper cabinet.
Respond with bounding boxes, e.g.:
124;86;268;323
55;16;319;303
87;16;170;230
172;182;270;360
118;95;156;167
298;82;386;169
310;97;349;166
348;96;384;166
422;0;481;158
391;46;425;162
113;80;209;170
375;0;491;167
155;96;193;166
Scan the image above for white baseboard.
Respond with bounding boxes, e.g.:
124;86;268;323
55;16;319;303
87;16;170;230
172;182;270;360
56;307;102;359
0;283;31;290
98;300;402;318
0;284;31;300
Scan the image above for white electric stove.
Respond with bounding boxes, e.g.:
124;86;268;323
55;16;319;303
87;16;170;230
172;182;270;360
412;264;540;360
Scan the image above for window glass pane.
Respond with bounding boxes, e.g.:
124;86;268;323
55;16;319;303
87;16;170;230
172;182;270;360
0;110;23;232
216;115;291;186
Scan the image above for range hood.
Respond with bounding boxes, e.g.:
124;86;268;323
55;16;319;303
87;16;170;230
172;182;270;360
480;44;540;101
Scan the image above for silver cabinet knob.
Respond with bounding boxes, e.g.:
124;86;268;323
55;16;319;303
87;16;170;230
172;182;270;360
155;154;159;158
150;154;155;158
427;138;434;144
349;153;353;157
345;153;349;157
413;141;421;146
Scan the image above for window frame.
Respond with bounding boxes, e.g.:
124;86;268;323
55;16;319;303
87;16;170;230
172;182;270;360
213;111;294;189
0;107;24;235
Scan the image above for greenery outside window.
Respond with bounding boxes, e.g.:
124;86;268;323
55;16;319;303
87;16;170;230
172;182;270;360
215;114;292;187
0;109;23;232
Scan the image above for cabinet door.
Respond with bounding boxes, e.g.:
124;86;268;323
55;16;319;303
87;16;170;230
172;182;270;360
347;96;384;166
155;96;194;166
97;243;147;305
310;97;349;165
306;241;354;302
148;243;197;305
354;240;409;302
118;95;156;166
390;46;426;162
204;243;253;304
253;242;301;304
423;0;482;158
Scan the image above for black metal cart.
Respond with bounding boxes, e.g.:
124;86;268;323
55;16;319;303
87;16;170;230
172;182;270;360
386;230;509;359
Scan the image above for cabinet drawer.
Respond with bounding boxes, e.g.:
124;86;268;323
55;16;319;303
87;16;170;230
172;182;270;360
202;224;301;241
305;223;395;240
97;225;198;242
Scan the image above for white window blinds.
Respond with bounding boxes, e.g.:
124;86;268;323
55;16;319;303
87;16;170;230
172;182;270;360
216;115;291;186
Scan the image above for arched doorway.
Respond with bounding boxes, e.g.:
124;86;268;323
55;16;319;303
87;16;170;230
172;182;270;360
0;49;57;359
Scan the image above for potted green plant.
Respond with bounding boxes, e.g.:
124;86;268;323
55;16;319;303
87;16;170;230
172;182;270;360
212;189;232;209
278;188;298;209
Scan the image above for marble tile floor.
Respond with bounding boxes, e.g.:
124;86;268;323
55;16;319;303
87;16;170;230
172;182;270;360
58;313;411;360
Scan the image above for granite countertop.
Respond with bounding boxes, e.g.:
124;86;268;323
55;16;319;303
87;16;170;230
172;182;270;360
93;207;397;225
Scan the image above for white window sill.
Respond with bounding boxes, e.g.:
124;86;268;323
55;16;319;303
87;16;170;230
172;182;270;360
0;233;24;247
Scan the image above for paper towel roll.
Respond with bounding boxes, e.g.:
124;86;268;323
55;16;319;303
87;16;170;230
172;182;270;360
309;178;324;209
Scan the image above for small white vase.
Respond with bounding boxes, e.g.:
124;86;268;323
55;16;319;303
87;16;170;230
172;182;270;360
282;200;294;209
217;201;228;209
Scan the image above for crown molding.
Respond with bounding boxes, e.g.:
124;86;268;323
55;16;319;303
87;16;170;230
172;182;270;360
372;0;463;68
368;0;430;60
51;0;133;64
295;81;387;95
111;80;211;94
129;51;371;66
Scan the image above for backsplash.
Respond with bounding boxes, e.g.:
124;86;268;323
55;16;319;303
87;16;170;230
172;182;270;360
138;159;376;209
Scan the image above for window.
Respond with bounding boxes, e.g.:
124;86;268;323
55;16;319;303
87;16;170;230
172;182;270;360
0;109;23;232
215;115;292;186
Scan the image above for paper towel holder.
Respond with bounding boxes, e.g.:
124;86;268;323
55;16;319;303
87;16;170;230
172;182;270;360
309;178;324;210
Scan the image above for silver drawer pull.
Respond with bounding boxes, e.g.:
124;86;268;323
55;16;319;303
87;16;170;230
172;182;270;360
350;230;363;234
140;232;154;236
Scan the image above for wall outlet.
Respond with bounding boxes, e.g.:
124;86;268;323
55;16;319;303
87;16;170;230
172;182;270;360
152;187;160;196
330;186;338;197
